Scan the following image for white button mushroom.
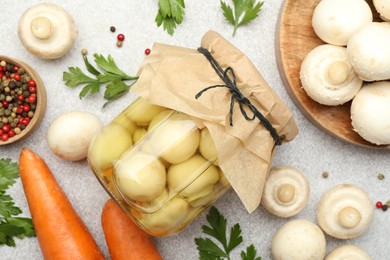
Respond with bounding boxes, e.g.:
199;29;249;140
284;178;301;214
347;22;390;81
47;111;103;161
374;0;390;21
261;166;310;218
150;113;200;164
312;0;372;46
271;219;326;260
199;127;219;165
167;154;219;199
300;44;363;106
124;98;167;126
114;152;166;202
317;184;374;239
326;245;371;260
18;3;77;59
351;82;390;145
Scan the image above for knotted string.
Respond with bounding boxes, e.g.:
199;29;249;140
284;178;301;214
195;47;282;146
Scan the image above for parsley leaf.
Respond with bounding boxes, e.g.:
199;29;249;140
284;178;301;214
195;206;261;260
155;0;185;35
220;0;264;36
63;54;138;106
0;159;36;247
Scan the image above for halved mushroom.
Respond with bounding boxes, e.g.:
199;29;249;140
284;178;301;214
374;0;390;22
347;22;390;81
312;0;372;46
317;184;374;239
18;3;77;59
300;44;363;106
351;81;390;145
261;166;310;218
326;245;371;260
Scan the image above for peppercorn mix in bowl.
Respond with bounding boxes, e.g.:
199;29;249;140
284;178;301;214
0;56;47;145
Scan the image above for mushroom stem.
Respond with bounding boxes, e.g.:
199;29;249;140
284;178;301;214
327;61;350;85
30;17;53;39
338;206;362;228
276;183;296;204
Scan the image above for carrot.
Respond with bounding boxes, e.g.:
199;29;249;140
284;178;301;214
19;147;104;260
102;199;163;260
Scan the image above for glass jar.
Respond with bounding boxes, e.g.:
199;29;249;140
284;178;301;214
88;97;230;237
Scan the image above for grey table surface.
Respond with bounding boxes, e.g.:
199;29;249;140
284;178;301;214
1;0;389;259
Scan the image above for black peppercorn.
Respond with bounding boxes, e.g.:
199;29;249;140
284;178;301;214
382;205;388;211
110;26;116;32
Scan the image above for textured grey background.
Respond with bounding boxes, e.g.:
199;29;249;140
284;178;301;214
1;0;389;259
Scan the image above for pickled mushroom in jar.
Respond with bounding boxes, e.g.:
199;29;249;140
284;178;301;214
112;113;137;135
199;127;219;165
88;123;133;171
114;152;166;202
124;97;166;126
167;154;219;199
150;113;200;164
148;110;175;131
132;127;148;144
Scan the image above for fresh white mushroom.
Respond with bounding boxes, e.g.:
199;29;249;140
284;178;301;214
114;152;166;202
18;3;77;59
150;113;200;164
326;245;371;260
374;0;390;21
124;97;166;126
351;81;390;145
271;219;326;260
261;166;310;218
300;44;363;106
167;154;219;199
199;127;219;165
317;184;374;239
312;0;372;46
347;22;390;81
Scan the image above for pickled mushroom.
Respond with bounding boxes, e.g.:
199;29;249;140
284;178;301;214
199;128;219;165
150;113;200;164
167;155;219;199
132;127;148;144
148;110;175;131
88;123;133;170
112;113;137;135
124;98;166;126
115;152;166;202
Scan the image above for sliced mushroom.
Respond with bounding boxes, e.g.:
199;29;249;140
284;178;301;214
312;0;372;46
18;3;77;59
300;44;363;106
272;219;326;260
373;0;390;22
317;184;374;239
326;245;371;260
261;166;310;218
347;22;390;81
351;81;390;145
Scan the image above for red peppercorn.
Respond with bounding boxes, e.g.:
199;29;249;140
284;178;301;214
2;124;11;133
16;105;24;114
13;73;21;81
0;72;3;78
8;130;15;138
13;66;19;72
28;80;36;88
2;100;9;108
376;201;383;208
18;94;25;101
0;129;3;135
7;78;11;81
145;48;151;55
117;33;125;41
27;95;36;103
2;67;6;72
23;104;30;112
21;118;30;126
1;134;9;142
29;86;37;93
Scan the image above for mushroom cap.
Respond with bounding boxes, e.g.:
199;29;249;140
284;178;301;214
351;81;390;145
271;219;326;260
317;184;374;239
347;22;390;81
326;245;371;260
300;44;363;106
261;166;310;218
373;0;390;21
312;0;372;46
18;3;77;59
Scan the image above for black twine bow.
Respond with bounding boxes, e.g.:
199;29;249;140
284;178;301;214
195;47;282;145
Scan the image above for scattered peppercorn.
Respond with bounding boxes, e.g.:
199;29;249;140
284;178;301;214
376;201;383;209
322;171;329;178
378;173;385;180
382;205;388;212
145;48;151;55
81;48;88;56
117;33;125;41
110;26;116;32
0;60;37;142
116;41;123;48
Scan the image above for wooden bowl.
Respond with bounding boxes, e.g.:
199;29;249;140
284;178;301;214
0;56;47;145
275;0;389;150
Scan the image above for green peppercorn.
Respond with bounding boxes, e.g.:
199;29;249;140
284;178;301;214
378;173;385;180
322;172;329;178
0;109;4;116
14;127;21;134
7;116;13;123
0;122;3;128
4;87;10;93
13;118;18;123
28;111;34;118
5;96;12;102
0;61;6;67
16;81;22;88
20;124;26;130
18;68;25;74
10;122;16;128
4;109;11;116
2;117;8;124
11;112;16;118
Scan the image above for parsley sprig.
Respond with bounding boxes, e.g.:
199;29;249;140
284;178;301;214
195;206;261;260
0;159;35;247
155;0;186;35
220;0;264;37
63;54;138;106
